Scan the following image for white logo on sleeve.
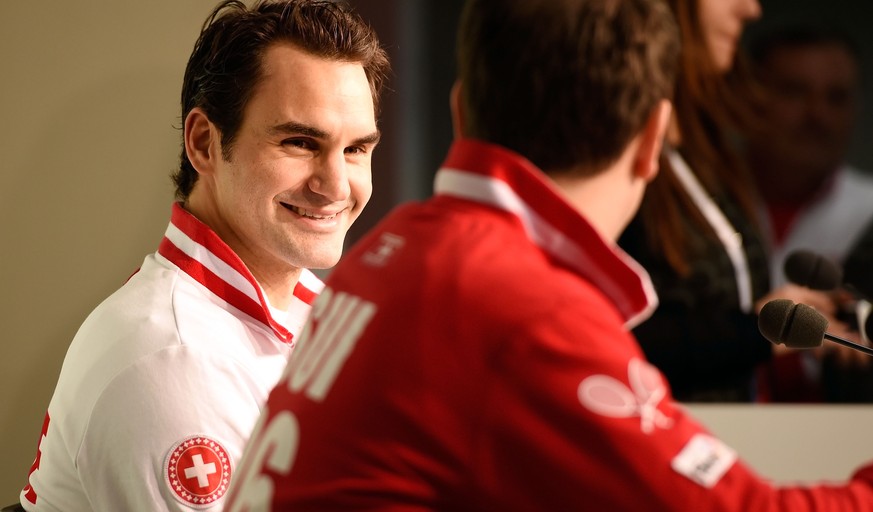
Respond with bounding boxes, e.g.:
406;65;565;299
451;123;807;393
164;435;232;508
671;433;737;488
577;358;673;434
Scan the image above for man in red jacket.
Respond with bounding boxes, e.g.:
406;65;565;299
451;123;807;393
226;0;873;510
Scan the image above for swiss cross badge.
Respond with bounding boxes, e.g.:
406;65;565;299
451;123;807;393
164;435;233;508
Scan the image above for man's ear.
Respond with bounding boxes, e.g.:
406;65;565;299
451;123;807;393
450;80;465;139
184;107;221;176
633;99;673;182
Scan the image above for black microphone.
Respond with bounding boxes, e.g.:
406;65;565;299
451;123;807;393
783;249;873;341
758;299;873;356
783;250;843;291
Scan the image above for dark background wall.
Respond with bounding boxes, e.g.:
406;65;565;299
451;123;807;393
346;0;466;246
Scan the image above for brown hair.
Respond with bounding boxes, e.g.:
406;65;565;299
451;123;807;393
639;0;762;275
456;0;680;176
172;0;390;200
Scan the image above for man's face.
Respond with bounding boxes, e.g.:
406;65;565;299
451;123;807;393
758;43;859;176
207;43;378;276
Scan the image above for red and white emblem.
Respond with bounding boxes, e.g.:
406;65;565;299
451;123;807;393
164;435;232;508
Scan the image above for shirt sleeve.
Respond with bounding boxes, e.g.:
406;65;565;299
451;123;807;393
76;345;263;511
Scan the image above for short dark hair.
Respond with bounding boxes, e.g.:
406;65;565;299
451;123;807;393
748;24;861;67
456;0;680;175
173;0;390;200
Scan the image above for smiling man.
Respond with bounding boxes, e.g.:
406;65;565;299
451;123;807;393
18;1;389;511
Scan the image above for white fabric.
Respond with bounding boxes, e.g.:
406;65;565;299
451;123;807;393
765;165;873;288
21;208;320;511
667;148;754;313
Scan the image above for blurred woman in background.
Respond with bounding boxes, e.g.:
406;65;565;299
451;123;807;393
619;0;831;401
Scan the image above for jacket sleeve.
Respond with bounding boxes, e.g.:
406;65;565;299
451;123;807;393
473;298;873;511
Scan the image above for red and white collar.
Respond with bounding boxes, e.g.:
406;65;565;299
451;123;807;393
157;203;323;344
434;139;657;328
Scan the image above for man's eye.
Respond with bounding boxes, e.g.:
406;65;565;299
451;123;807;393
344;146;365;155
282;138;313;149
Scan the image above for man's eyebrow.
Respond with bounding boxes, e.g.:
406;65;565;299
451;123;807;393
268;122;380;147
354;130;381;147
269;121;382;146
268;121;327;139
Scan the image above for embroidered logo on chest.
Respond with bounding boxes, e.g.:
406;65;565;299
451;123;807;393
577;358;673;433
164;435;232;508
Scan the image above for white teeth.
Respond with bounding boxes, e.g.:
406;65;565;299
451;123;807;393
290;205;336;220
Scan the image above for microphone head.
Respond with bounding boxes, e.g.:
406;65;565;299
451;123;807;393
758;299;828;349
783;250;843;290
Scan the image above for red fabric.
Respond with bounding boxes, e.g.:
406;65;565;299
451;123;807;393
227;139;873;511
767;202;804;247
158;203;321;343
757;352;824;403
765;172;838;248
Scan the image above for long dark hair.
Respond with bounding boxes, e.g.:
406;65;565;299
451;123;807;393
639;0;762;275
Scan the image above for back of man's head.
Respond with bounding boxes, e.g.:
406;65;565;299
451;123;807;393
456;0;680;176
173;0;389;201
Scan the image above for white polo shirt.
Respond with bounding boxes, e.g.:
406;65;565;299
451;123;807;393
21;203;322;511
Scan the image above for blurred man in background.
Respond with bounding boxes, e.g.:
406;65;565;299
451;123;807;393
746;25;873;402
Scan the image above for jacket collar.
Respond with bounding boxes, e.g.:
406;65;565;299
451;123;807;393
434;139;657;328
158;203;323;344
